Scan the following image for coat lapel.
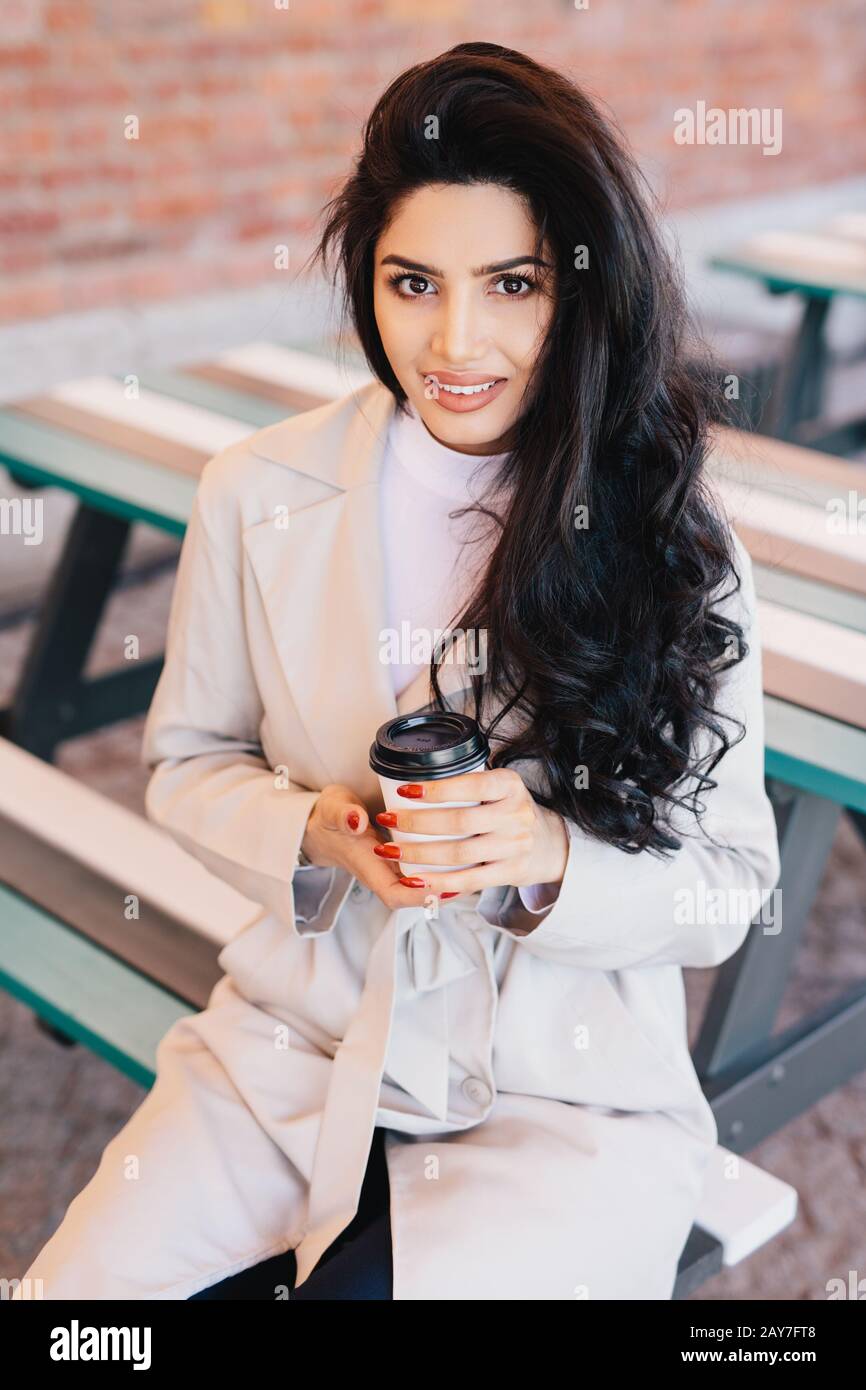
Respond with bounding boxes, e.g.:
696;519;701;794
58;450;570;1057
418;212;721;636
240;379;476;807
240;380;520;1140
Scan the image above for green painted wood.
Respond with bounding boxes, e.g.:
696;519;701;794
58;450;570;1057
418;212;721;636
764;696;866;811
0;883;193;1087
132;370;289;428
709;253;864;301
0;413;198;532
752;563;866;634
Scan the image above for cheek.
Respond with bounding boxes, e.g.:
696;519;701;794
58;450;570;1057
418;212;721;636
372;284;391;347
499;304;552;374
375;297;420;366
517;308;553;374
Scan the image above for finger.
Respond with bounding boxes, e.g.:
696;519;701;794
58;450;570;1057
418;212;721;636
373;831;516;869
343;804;369;835
396;860;510;897
376;803;505;836
321;798;370;836
345;838;463;897
354;853;457;903
395;767;521;805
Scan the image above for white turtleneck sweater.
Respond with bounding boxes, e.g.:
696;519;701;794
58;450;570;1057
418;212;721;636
379;399;558;914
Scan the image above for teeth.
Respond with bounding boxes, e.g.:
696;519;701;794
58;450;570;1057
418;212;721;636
435;380;500;395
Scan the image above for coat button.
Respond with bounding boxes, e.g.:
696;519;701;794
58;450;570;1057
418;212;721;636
461;1076;492;1108
351;881;370;902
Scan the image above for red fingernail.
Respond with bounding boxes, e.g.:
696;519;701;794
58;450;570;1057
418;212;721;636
440;891;459;899
347;811;359;830
396;783;424;798
375;811;397;826
398;876;427;888
373;843;401;859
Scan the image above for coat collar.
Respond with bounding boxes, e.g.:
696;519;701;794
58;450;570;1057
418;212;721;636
246;376;392;490
241;379;480;807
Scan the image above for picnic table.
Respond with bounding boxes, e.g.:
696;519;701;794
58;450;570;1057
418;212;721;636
0;340;864;1160
0;345;369;759
709;224;866;452
1;342;864;1296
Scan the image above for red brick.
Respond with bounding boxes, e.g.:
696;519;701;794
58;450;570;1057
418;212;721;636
0;0;861;325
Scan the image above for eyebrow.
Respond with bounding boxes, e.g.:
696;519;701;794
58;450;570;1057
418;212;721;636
379;253;552;277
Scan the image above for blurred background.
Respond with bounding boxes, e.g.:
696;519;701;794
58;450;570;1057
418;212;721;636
1;0;865;1301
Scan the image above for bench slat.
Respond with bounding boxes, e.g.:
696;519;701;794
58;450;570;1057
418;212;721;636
710;423;866;501
13;377;251;477
189;342;372;411
0;809;225;1011
696;1146;798;1267
0;412;195;532
753;562;866;634
758;598;866;729
0;738;260;948
134;369;288;430
764;695;866;811
0;884;193;1088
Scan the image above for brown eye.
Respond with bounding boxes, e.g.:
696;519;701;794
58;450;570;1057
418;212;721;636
387;271;435;298
400;272;433;294
492;274;536;297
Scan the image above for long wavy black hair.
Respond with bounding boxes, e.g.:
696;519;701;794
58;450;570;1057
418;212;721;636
307;41;749;859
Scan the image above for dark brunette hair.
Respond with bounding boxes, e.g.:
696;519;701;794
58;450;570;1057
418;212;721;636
308;41;748;858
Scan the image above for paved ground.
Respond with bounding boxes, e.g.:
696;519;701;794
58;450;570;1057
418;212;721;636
1;541;864;1303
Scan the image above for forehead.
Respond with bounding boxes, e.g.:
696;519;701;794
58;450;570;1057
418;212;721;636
377;184;542;266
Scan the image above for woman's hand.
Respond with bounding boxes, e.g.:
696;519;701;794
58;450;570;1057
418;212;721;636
299;783;462;912
371;767;570;900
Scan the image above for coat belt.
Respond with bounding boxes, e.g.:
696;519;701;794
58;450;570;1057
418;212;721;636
292;904;482;1288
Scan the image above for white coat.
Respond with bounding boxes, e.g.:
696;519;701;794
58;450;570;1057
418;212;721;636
18;379;781;1300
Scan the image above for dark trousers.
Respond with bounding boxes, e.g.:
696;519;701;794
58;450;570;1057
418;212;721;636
189;1125;393;1300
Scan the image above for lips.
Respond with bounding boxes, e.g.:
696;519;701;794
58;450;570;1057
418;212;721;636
422;370;506;387
421;372;510;413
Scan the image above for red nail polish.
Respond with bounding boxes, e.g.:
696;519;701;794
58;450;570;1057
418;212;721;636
375;811;397;826
397;784;424;798
398;876;427;888
440;891;459;899
347;811;360;830
373;843;402;859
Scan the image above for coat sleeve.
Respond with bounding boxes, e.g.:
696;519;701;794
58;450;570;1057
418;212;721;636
140;449;356;938
477;531;781;969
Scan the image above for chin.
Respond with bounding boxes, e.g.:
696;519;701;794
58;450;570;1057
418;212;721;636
405;384;515;446
421;405;485;428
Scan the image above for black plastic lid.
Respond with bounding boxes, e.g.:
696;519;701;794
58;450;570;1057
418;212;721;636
369;711;489;781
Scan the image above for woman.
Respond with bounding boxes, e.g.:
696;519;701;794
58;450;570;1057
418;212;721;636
17;42;780;1301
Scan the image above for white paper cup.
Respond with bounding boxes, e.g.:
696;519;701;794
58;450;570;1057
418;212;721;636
370;713;490;877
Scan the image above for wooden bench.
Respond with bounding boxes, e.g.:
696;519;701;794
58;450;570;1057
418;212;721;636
0;738;259;1076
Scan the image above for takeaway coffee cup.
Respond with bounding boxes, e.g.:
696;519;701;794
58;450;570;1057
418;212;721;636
369;711;490;876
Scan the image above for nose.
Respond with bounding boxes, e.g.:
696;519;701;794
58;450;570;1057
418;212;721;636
430;289;490;365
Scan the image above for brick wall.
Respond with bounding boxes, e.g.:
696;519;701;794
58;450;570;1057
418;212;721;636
1;0;863;324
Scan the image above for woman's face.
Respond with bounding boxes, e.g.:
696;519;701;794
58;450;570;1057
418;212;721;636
373;183;556;456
